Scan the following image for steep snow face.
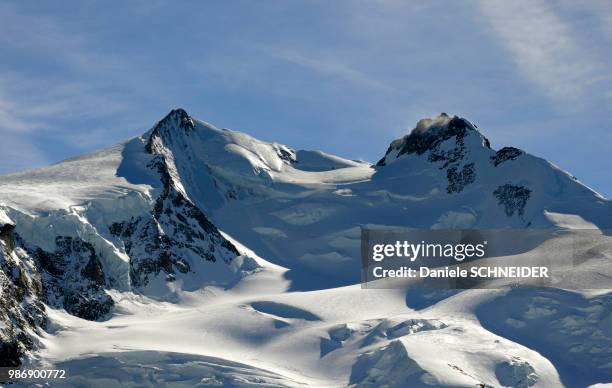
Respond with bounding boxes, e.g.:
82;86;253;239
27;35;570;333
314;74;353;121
0;144;153;214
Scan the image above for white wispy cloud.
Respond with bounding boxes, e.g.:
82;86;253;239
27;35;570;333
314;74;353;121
267;49;393;93
478;0;607;101
0;134;49;172
0;3;144;172
0;97;44;133
0;73;129;133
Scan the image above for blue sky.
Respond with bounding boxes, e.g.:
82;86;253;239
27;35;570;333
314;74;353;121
1;1;611;197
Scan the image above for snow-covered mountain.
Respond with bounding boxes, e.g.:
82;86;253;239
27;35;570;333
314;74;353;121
0;109;610;387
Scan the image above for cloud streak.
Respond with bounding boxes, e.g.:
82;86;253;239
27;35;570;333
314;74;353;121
0;133;49;172
478;0;607;101
267;48;393;93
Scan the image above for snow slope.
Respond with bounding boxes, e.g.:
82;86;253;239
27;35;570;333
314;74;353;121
0;109;610;387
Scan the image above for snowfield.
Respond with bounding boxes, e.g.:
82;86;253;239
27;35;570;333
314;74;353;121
0;109;611;387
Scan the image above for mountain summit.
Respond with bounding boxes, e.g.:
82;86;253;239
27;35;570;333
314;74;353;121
372;113;607;226
377;113;490;166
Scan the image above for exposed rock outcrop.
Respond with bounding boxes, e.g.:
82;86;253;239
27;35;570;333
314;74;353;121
491;147;524;167
493;184;532;217
0;212;45;367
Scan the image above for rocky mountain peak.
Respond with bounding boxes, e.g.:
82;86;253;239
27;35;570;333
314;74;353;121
162;108;194;130
377;113;491;166
145;108;195;153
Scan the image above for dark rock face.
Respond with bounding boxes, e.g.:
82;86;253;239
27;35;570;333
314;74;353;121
29;236;114;322
0;341;25;367
491;147;523;167
447;163;476;194
82;254;105;286
0;223;15;250
110;185;238;288
1;229;114;366
63;292;113;321
276;147;297;164
377;115;488;166
493;184;532;216
380;116;470;163
0;220;46;367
